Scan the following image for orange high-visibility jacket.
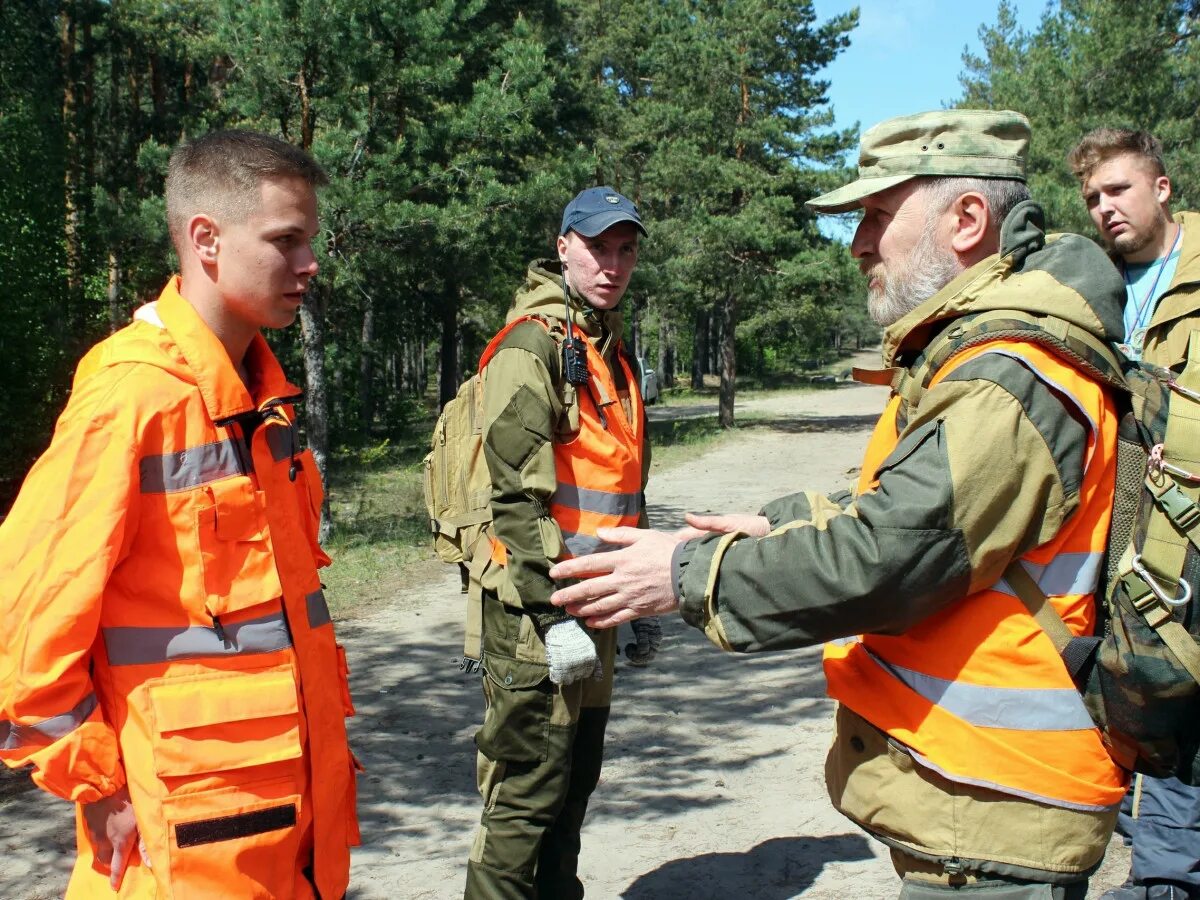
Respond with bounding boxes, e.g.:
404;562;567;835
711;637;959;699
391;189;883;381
0;278;359;898
479;315;644;568
824;340;1128;811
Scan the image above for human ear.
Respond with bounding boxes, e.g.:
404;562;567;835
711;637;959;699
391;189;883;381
1155;175;1172;206
188;214;220;266
948;192;990;255
556;233;569;266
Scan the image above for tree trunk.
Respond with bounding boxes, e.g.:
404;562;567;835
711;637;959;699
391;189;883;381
691;308;707;389
106;249;122;331
299;284;332;541
438;290;459;408
359;296;375;435
657;317;675;389
630;300;641;360
60;5;83;339
717;292;738;428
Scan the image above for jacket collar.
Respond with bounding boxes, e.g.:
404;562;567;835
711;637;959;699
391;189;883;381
156;277;301;422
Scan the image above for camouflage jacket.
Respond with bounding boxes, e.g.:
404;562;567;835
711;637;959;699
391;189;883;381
1141;210;1200;370
672;202;1125;651
480;259;650;630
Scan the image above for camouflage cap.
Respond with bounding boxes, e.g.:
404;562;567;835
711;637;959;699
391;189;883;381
807;109;1031;213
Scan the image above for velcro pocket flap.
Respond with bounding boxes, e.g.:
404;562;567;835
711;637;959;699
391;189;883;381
150;668;302;778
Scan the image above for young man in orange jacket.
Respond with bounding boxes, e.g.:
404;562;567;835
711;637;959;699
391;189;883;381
0;130;359;898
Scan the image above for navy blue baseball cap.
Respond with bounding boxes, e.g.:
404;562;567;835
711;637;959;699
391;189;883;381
559;186;647;237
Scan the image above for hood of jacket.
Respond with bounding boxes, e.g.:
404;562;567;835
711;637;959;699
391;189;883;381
881;201;1125;367
73;277;300;422
508;259;625;351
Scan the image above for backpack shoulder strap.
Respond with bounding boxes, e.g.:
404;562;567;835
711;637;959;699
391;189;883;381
902;309;1126;409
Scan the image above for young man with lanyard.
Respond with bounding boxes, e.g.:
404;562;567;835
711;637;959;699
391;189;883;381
464;187;657;899
1070;127;1200;900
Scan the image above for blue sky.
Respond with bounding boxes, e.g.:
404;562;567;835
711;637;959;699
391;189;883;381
810;0;1048;136
807;0;1049;236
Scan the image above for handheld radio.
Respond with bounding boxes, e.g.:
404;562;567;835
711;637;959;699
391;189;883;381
561;275;589;386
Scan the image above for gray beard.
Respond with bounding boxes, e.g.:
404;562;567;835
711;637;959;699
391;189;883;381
868;225;962;328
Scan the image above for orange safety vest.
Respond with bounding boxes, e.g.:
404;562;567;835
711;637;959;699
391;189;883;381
824;340;1128;811
479;315;644;566
0;278;359;898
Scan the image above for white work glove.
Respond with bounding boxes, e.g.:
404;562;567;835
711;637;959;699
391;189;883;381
544;619;602;685
625;616;663;667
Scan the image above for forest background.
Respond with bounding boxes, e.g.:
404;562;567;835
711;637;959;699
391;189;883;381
3;0;1200;536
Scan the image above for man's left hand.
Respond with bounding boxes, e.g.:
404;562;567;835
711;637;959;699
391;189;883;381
549;527;683;628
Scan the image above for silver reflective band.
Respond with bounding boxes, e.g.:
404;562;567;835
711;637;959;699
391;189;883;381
561;531;621;556
140;439;248;493
552;484;641;518
104;611;292;666
266;423;300;463
869;650;1094;731
994;553;1104;599
0;693;99;751
307;588;331;628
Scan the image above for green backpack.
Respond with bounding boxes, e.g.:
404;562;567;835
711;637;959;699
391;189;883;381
900;310;1200;783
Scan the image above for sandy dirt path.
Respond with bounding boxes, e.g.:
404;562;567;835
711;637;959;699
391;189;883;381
0;372;1130;898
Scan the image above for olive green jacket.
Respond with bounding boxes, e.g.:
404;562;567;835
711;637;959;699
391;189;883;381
1142;210;1200;370
673;202;1125;652
480;259;650;630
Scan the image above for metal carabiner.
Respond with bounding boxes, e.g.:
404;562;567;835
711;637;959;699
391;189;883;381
1147;443;1200;484
1161;371;1200;405
1132;553;1192;608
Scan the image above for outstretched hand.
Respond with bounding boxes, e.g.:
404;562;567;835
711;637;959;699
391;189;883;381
550;527;683;628
674;511;771;542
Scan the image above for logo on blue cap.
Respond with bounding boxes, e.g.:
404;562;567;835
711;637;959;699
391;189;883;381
560;186;647;238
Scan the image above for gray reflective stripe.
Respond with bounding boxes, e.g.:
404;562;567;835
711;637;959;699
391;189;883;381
561;531;620;556
866;648;1095;731
307;589;331;628
266;424;299;463
0;693;99;751
552;484;641;518
140;439;248;493
994;553;1104;598
104;611;292;666
906;747;1118;813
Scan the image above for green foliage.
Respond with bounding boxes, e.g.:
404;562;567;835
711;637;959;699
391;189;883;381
960;0;1200;232
0;0;865;508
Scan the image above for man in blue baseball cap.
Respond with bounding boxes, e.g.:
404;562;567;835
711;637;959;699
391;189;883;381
463;186;657;899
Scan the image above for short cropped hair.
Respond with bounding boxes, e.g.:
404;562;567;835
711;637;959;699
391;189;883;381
916;175;1032;227
1067;128;1166;183
165;130;327;250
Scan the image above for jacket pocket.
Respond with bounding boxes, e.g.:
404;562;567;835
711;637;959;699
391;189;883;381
148;666;303;778
475;654;551;762
162;779;302;897
196;476;283;619
148;667;306;896
293;450;333;569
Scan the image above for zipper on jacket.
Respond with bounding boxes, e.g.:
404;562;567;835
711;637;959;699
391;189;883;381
211;614;228;644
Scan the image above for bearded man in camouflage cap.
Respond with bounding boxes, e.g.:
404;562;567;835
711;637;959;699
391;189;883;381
549;109;1131;898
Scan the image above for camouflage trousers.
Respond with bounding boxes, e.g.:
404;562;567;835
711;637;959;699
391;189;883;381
465;594;616;900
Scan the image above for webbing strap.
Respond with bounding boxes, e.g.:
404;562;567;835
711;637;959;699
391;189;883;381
1140;330;1200;585
463;539;491;666
1004;559;1101;681
1004;560;1075;652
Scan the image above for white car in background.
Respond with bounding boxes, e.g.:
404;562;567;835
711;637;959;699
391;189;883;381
636;357;659;405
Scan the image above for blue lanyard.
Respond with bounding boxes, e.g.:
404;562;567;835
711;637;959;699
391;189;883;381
1123;224;1182;336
